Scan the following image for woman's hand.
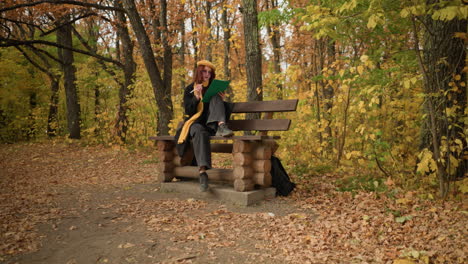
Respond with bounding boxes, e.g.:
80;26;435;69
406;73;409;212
194;83;203;100
218;92;226;100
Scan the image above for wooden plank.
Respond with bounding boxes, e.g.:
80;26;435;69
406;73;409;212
253;160;271;172
228;119;291;131
150;136;175;141
158;150;174;162
233;152;252;166
160;162;175;172
253;172;272;186
233;140;254;153
260;112;274;136
156;140;175;151
233;166;254;179
157;172;174;183
253;145;272;160
211;135;280;140
174;167;234;181
211;143;233;153
231;99;298;113
234;179;254;192
151;135;280;141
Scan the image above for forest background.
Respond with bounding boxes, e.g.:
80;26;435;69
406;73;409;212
0;0;466;199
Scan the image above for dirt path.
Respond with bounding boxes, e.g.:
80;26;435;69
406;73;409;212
0;142;466;264
8;183;299;264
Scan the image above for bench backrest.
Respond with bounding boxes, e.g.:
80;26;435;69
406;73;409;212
228;99;298;132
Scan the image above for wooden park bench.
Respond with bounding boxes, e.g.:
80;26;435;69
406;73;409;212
150;99;298;192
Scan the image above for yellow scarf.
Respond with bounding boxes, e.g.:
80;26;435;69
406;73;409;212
177;81;209;144
177;100;203;144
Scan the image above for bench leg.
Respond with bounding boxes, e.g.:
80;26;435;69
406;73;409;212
156;140;175;182
232;140;254;192
252;140;273;187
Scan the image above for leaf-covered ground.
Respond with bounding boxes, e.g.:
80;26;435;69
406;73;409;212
0;142;466;264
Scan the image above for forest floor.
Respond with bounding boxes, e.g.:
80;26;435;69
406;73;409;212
0;142;466;264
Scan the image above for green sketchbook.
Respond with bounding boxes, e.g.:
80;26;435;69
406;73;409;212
202;79;230;102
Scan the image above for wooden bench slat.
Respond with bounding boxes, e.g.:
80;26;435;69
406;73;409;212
150;135;281;141
231;99;298;113
149;136;174;141
228;119;291;131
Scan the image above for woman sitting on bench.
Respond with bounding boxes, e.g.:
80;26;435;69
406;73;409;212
175;60;233;192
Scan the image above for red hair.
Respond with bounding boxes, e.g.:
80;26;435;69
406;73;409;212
193;65;216;84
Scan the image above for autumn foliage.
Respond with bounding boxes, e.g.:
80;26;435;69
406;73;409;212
0;1;466;197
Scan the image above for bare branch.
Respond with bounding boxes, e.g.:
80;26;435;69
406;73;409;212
0;38;122;67
0;17;46;34
41;12;98;36
27;44;62;64
15;46;52;76
71;26;123;86
0;0;125;13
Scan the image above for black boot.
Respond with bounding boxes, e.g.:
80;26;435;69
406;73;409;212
199;172;209;192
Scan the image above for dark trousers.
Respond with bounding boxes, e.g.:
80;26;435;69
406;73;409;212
190;95;228;169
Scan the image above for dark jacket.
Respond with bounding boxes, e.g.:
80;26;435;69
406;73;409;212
175;82;232;157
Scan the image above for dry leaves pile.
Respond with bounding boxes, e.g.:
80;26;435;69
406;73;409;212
118;191;466;263
0;142;157;257
0;142;466;263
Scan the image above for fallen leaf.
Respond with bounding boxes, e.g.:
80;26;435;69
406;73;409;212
393;259;416;264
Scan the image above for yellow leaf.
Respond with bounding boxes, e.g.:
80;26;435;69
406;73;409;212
454;74;461;80
421;255;430;264
393;259;417;264
367;15;378;29
357;65;364;75
458;178;468;194
360;55;369;63
454;32;467;40
403;80;411;89
396;198;411;205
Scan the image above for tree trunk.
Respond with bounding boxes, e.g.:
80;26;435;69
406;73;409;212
221;1;232;99
148;0;163;68
47;78;59;137
16;46;60;137
205;1;213;61
189;0;199;62
323;37;335;152
160;0;173;98
57;16;81;139
115;0;136;143
122;0;173;135
417;2;467;197
265;0;282;99
85;17;102;135
27;92;37;139
178;2;186;90
241;0;263;121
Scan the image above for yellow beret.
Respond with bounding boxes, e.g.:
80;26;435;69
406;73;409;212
196;60;216;71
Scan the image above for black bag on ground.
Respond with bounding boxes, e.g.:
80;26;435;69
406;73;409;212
271;155;296;196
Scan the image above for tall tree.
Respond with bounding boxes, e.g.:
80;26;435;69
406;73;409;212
56;15;81;139
204;0;213;61
122;0;173;135
178;1;187;90
264;0;283;99
221;0;232;98
114;0;136;142
416;0;467;197
241;0;263;120
16;46;60;137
